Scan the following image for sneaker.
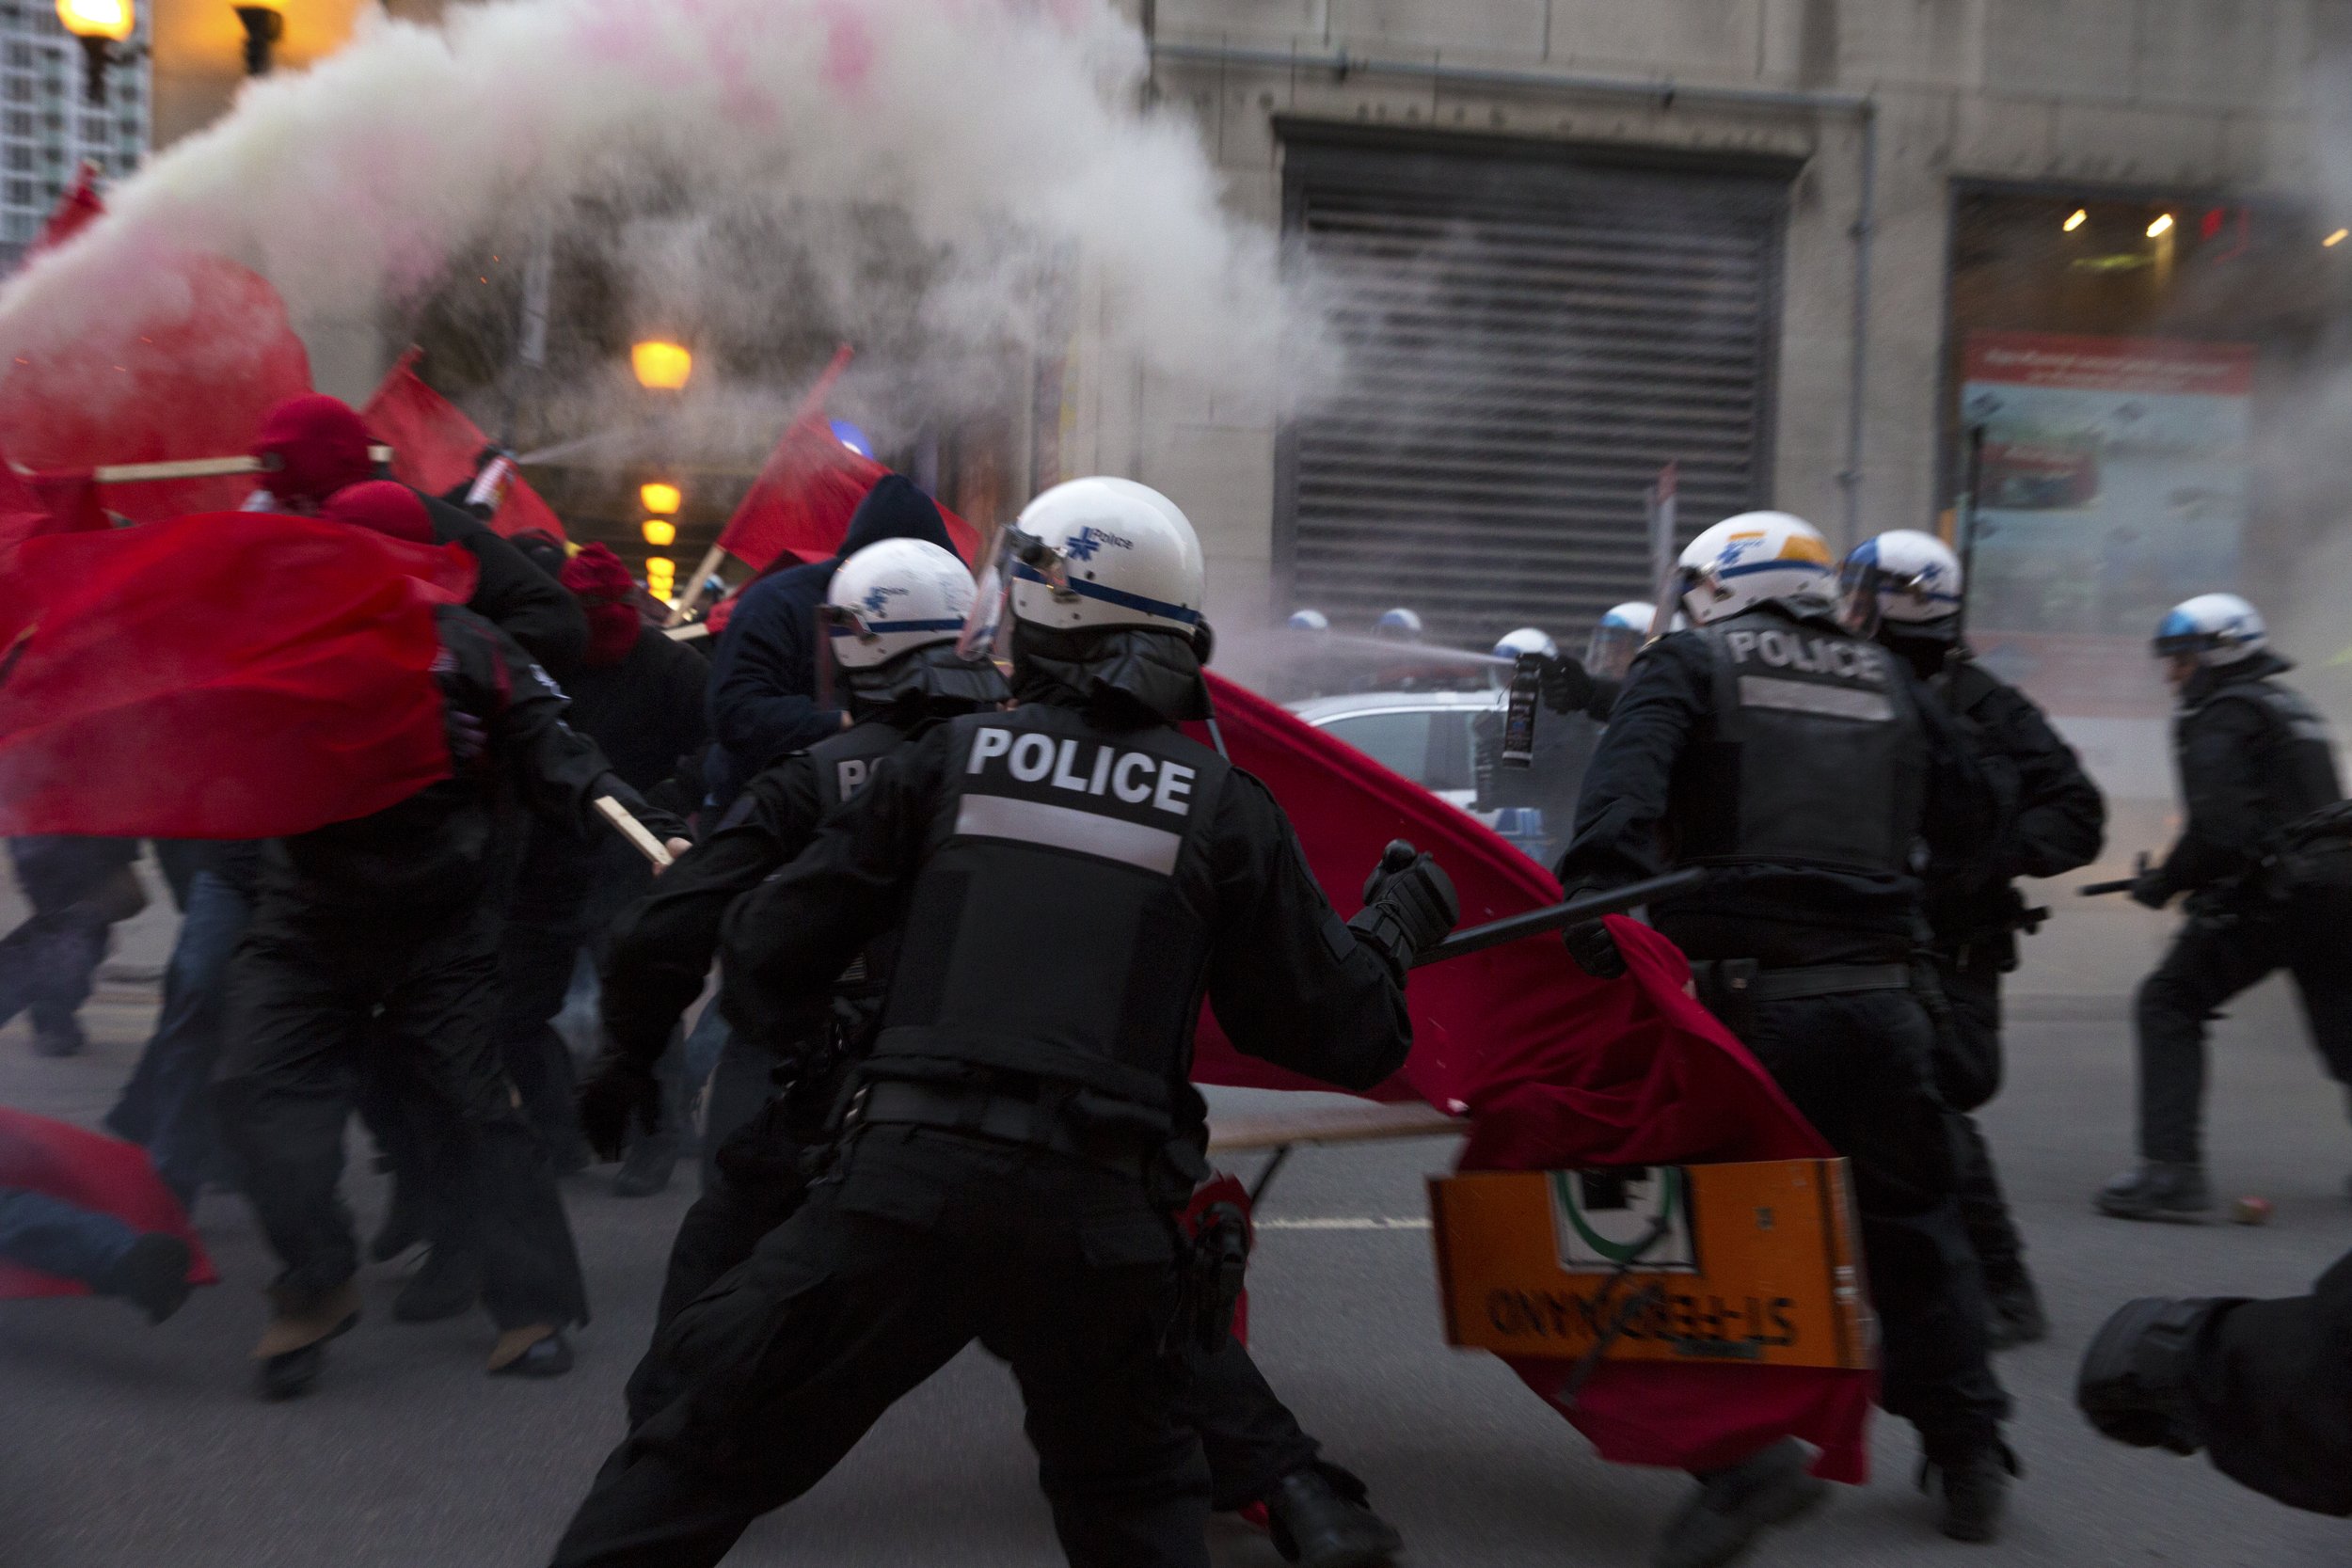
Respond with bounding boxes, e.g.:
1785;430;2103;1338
1263;1464;1404;1568
487;1324;574;1379
94;1234;193;1323
1983;1275;2048;1350
393;1246;482;1323
1920;1444;2016;1544
1651;1437;1827;1568
251;1278;361;1401
2095;1163;2211;1222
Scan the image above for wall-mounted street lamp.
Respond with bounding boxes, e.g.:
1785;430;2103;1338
56;0;138;106
234;6;283;76
631;340;692;391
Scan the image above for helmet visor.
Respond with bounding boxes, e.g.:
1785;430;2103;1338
814;601;866;710
956;526;1063;661
1836;559;1884;639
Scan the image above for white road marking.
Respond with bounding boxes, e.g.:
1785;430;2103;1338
1254;1216;1432;1230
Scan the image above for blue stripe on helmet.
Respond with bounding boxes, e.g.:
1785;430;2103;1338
1716;557;1831;581
1013;561;1200;626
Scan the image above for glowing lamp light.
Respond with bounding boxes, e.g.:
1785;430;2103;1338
2062;209;2088;233
56;0;134;41
640;480;682;515
641;518;676;547
631;341;692;390
2327;229;2348;248
2146;214;2174;239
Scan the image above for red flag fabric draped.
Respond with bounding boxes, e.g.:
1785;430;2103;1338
0;175;312;522
0;1107;216;1301
0;513;474;839
0;444;74;553
1186;673;1872;1481
717;348;980;571
360;351;567;542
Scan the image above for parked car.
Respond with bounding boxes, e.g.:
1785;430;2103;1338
1286;689;1551;863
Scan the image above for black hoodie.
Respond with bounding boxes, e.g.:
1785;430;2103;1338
704;475;953;809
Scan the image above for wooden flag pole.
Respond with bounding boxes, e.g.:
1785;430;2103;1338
594;795;675;868
665;542;727;628
49;446;398;485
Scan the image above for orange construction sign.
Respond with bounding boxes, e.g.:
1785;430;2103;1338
1428;1159;1875;1371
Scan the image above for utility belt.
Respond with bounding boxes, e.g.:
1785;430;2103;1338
844;1074;1176;1183
2253;801;2352;900
1688;958;1914;1042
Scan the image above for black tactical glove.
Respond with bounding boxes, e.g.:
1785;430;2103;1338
2077;1295;2228;1454
576;1049;662;1163
1348;839;1459;980
1536;655;1596;717
2129;867;2176;910
1559;882;1628;979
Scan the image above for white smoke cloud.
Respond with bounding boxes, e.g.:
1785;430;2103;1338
0;0;1313;451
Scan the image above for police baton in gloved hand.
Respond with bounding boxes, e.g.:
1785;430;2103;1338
1412;868;1706;968
2080;852;2154;899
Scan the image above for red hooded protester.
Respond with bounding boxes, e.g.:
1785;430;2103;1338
262;395;585;672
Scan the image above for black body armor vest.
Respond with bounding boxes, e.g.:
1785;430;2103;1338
808;719;914;815
1671;605;1926;877
868;705;1232;1113
2181;676;2343;829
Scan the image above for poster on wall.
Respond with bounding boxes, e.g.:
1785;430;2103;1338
1960;331;2255;735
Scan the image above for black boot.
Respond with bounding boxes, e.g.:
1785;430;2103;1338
393;1246;482;1323
1651;1436;1827;1568
1920;1444;2017;1544
2095;1162;2210;1221
1983;1273;2049;1350
252;1279;360;1402
1263;1464;1403;1568
94;1234;193;1324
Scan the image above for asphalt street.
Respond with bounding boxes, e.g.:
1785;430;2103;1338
2;866;2348;1567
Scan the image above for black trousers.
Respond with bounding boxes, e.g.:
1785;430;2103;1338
0;835;135;1045
631;1096;1323;1509
214;895;588;1328
1932;954;2029;1291
2136;892;2352;1165
552;1128;1210;1568
1740;989;2009;1458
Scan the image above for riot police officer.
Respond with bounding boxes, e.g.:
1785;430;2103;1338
1555;512;2016;1557
546;478;1456;1568
2098;594;2352;1220
1844;531;2105;1345
2077;1241;2352;1517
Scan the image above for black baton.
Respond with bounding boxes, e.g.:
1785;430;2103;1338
1414;869;1707;967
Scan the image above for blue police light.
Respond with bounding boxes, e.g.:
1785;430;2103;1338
830;420;874;459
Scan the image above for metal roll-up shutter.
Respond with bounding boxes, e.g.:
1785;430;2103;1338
1279;132;1790;650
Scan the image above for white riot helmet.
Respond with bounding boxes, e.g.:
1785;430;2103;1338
2153;593;2267;667
1673;511;1836;626
817;538;979;705
1492;626;1556;661
1840;530;1963;639
1287;608;1330;633
961;478;1205;659
1586;602;1661;679
1373;607;1424;641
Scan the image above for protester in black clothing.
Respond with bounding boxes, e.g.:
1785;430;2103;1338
0;834;143;1057
213;604;688;1402
2079;1241;2352;1516
1844;531;2105;1347
548;478;1452;1568
2097;593;2352;1220
1556;512;2016;1558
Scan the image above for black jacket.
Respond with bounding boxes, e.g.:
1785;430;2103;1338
1555;614;2008;967
1920;656;2105;949
599;721;903;1071
421;492;588;674
2188;1243;2352;1516
2155;653;2339;898
562;626;712;795
715;702;1412;1101
704;476;954;806
257;607;682;915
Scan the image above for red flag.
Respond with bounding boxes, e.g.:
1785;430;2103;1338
360;349;567;542
1186;673;1872;1481
0;513;475;839
0;445;73;553
27;162;103;259
0;1107;216;1301
717;348;980;571
0;246;312;521
23;468;109;538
